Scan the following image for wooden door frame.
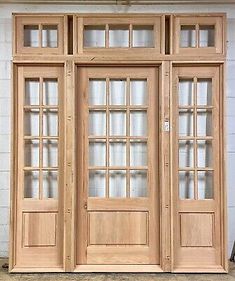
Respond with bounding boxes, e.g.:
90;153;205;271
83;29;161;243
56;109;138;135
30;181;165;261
62;61;171;272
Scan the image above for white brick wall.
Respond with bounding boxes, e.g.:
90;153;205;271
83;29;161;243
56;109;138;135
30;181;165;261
0;3;234;258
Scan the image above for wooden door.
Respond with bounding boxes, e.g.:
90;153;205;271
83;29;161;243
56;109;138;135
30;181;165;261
76;67;159;265
172;65;226;271
13;66;64;268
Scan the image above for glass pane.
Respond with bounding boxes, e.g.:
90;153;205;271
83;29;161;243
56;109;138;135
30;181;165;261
109;170;126;197
42;25;58;48
89;142;106;166
197;110;212;136
25;78;40;105
43;78;58;105
43;140;58;167
198;171;213;199
43;171;58;199
84;25;105;48
110;79;126;105
130;142;147;166
130;170;147;197
197;79;212;106
130;111;147;136
199;25;215;47
109;142;126;166
89;79;106;105
179;79;194;106
110;111;126;136
179;171;194;199
179;140;194;168
24;109;40;136
197;140;213;168
109;25;129;48
43;110;58;136
24;171;39;198
89;111;106;136
130;79;147;105
24;140;39;167
24;25;39;47
132;25;154;47
180;25;196;48
89;170;106;197
179;109;194;136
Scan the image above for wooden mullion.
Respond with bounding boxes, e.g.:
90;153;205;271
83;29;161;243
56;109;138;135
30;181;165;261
106;77;109;198
193;77;198;200
129;24;133;48
39;77;43;200
196;24;199;49
126;77;130;198
105;24;109;48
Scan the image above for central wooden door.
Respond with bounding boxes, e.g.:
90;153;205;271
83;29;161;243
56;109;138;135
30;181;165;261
76;67;159;265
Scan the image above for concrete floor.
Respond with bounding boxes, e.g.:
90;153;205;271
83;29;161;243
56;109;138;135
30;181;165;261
1;259;235;281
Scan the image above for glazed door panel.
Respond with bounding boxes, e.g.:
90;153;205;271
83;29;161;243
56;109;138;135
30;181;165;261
76;67;159;265
14;66;64;268
172;66;224;271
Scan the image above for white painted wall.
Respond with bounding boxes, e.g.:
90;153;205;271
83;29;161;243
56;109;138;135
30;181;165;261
0;3;234;258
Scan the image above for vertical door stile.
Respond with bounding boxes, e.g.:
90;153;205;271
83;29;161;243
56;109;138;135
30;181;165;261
64;60;75;271
160;61;171;271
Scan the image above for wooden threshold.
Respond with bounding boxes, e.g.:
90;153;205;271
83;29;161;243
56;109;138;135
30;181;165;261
74;264;164;272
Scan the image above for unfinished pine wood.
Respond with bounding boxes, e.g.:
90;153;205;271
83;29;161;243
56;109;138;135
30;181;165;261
76;66;159;265
10;13;227;273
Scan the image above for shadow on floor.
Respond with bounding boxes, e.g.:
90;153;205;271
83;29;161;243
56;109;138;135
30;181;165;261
1;258;235;281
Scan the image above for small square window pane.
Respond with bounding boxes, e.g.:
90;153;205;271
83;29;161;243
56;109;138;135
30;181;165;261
42;25;58;48
198;171;213;199
179;171;194;199
199;25;215;47
89;170;106;197
110;79;126;105
179;110;194;136
130;142;147;166
24;171;39;198
24;25;39;47
109;170;126;198
43;110;58;136
179;140;194;168
43;140;58;167
197;140;213;168
197;79;212;106
179;79;194;106
89;111;106;136
84;26;105;48
24;109;40;136
130;111;147;137
132;25;154;48
24;140;39;167
130;79;147;105
43;78;58;105
89;79;106;105
43;171;58;199
109;25;129;48
25;79;40;105
180;25;196;48
130;170;147;197
110;111;126;136
197;109;212;136
109;142;126;166
89;142;106;167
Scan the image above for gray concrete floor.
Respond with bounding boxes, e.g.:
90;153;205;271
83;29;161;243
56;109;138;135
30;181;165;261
1;259;235;281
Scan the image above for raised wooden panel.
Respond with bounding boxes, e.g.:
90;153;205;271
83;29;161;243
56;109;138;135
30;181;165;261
23;212;57;247
89;211;148;245
180;213;213;247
